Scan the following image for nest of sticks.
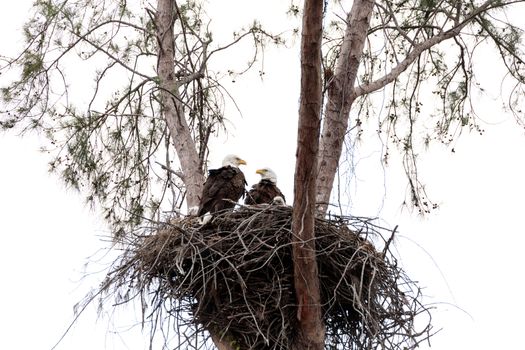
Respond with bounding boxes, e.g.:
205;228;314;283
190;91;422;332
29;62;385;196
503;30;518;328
100;205;433;349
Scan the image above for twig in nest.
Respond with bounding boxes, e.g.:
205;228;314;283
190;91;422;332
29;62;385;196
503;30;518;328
95;206;434;350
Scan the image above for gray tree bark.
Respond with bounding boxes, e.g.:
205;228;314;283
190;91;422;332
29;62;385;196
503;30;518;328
316;0;375;214
156;0;204;210
157;1;231;349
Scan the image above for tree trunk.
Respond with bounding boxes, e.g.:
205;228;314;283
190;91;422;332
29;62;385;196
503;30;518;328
315;0;490;214
157;1;232;349
316;0;375;214
292;0;325;349
156;0;204;210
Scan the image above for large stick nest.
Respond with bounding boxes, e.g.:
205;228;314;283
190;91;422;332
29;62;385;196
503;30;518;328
101;205;433;349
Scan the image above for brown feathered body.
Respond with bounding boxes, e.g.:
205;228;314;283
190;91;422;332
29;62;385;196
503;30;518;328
245;179;286;205
198;165;246;216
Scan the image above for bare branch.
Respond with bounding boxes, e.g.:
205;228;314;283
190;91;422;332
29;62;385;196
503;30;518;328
155;161;185;181
355;0;494;98
68;27;154;81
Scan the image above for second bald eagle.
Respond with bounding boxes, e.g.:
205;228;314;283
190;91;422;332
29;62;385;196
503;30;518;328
245;168;286;205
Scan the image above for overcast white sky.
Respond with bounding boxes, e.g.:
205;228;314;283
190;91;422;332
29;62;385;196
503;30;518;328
1;1;525;350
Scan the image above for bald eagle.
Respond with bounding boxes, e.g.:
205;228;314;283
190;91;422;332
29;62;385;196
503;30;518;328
245;168;286;205
197;154;247;216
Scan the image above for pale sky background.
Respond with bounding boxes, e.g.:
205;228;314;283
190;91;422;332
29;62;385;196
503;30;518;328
1;1;525;350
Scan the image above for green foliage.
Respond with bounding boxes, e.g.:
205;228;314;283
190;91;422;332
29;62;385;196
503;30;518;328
322;0;525;212
1;88;11;102
5;0;524;225
21;52;44;81
1;0;283;236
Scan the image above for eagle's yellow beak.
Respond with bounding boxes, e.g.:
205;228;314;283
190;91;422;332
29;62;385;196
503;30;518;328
238;159;247;165
255;169;265;175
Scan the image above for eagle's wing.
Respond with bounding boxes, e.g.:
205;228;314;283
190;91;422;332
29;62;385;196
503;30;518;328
245;180;285;205
198;166;246;215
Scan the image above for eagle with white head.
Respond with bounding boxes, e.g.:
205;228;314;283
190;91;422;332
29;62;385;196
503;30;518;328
197;154;247;216
245;168;286;205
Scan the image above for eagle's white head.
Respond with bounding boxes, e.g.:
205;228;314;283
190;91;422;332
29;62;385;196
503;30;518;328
256;168;277;184
222;154;247;168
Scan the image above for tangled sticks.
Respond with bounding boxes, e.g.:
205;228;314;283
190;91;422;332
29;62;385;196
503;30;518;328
101;205;433;350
